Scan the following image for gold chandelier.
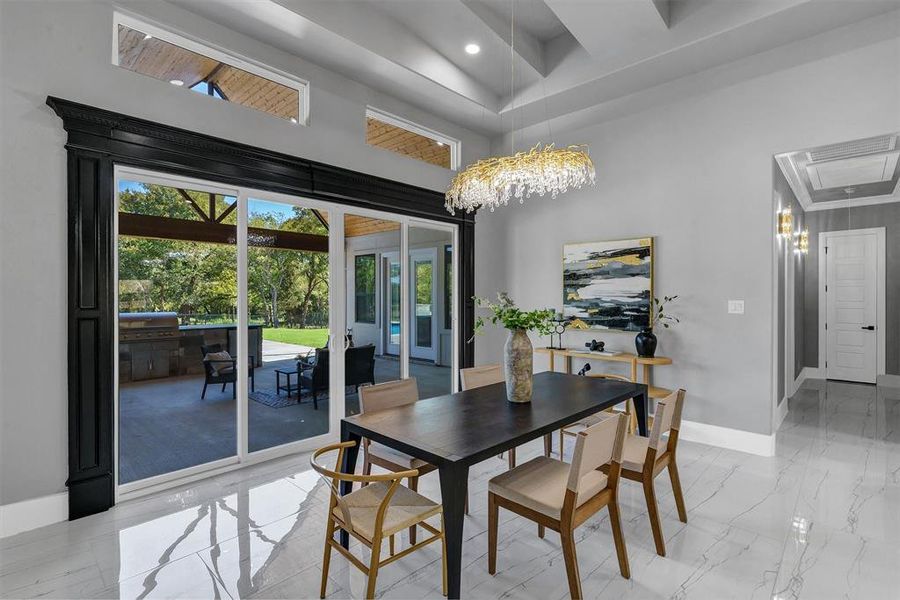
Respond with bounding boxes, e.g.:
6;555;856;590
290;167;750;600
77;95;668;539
444;143;595;214
444;1;595;214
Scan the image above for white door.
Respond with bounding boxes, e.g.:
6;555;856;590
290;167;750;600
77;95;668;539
383;252;401;356
825;233;878;383
410;248;437;361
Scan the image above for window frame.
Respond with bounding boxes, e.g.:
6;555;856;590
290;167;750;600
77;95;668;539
112;11;310;126
354;253;377;324
444;244;452;330
366;107;460;170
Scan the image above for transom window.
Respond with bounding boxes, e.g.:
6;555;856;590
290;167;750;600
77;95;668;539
113;13;309;125
366;107;459;170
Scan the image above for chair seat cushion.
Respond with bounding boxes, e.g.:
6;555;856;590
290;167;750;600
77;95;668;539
488;456;608;519
621;435;650;471
332;481;441;541
368;443;431;470
204;351;233;375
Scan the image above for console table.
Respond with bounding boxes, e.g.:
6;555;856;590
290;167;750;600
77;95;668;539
534;347;674;400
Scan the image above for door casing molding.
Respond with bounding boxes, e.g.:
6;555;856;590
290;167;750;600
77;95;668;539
817;227;886;380
47;96;476;521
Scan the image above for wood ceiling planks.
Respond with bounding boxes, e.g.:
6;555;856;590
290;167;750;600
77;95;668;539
366;117;451;168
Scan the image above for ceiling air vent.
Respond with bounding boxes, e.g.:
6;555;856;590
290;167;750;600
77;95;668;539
807;135;896;163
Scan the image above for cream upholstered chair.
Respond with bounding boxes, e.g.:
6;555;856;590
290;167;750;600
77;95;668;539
605;388;686;557
460;364;553;466
311;441;447;599
487;413;630;599
559;373;636;459
359;377;439;543
460;364;519;469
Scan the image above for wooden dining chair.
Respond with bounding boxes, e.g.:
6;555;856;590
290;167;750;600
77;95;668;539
460;364;554;466
311;441;447;599
604;388;687;557
559;373;636;459
487;413;630;599
359;378;439;544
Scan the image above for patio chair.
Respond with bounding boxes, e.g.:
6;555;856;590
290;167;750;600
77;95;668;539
200;344;255;399
298;344;376;410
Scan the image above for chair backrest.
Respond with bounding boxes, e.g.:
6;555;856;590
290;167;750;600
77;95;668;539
567;413;627;493
346;344;376;386
200;344;224;376
460;364;504;390
310;441;418;536
648;388;686;451
359;377;419;414
586;373;631;382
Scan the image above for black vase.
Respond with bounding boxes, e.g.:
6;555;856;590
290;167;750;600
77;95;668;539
635;328;657;358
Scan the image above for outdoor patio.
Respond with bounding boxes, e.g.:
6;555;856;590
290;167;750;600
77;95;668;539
118;342;451;485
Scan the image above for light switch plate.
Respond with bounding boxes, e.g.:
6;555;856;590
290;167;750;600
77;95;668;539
728;300;745;314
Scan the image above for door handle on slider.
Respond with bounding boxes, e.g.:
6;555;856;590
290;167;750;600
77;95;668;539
861;325;875;330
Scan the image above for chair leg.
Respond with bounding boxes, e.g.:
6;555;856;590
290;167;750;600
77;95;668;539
608;501;630;579
408;476;419;544
313;390;318;411
508;447;516;470
222;382;227;392
365;534;382;600
543;433;552;457
465;492;469;515
389;533;395;556
361;455;371;487
232;382;236;400
560;525;583;599
559;430;565;461
538;524;545;539
668;460;688;523
320;521;334;599
643;476;666;557
487;493;498;575
440;514;449;597
201;382;208;399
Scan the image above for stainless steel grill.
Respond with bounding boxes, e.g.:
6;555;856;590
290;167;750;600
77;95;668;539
119;312;180;341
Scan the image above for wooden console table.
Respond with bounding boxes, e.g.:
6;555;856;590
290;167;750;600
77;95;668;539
534;347;673;400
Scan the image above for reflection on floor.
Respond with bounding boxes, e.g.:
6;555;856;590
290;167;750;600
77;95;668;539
118;357;450;484
3;379;897;599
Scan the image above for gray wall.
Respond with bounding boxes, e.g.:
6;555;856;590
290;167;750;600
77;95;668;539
802;202;900;375
478;23;900;436
0;0;488;506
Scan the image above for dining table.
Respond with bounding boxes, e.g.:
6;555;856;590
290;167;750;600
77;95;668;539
339;370;649;599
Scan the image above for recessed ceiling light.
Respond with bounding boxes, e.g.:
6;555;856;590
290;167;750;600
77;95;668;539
436;141;445;147
169;79;184;86
465;43;480;55
290;117;298;124
143;33;153;41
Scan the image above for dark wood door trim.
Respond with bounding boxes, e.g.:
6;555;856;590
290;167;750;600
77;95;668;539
47;96;476;520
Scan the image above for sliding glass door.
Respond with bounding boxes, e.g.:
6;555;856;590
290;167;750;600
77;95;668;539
115;166;457;496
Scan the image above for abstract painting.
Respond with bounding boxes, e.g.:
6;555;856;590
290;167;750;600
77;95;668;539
563;237;653;331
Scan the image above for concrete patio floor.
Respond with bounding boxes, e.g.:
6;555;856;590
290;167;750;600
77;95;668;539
118;349;451;485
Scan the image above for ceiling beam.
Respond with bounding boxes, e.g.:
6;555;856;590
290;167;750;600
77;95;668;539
459;0;546;78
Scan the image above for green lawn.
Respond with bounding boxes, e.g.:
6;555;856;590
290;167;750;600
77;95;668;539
262;327;329;348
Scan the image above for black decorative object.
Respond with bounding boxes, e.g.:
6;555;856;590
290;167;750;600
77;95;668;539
635;328;658;358
546;313;572;350
585;339;605;352
47;96;476;522
577;363;592;376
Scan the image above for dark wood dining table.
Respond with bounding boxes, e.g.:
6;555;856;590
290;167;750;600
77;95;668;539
339;370;649;599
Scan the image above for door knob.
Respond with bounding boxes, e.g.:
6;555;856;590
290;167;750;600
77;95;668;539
861;325;875;330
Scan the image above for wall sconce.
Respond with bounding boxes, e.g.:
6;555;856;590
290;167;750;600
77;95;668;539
794;228;809;254
777;207;793;238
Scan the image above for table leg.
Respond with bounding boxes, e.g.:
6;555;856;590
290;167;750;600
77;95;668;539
633;389;649;437
276;372;281;396
339;422;361;549
439;462;469;599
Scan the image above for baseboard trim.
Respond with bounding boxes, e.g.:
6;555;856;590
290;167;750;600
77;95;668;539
877;373;900;388
679;420;775;457
774;395;789;431
0;492;68;538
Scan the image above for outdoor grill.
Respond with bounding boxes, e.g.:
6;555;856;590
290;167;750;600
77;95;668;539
119;312;180;341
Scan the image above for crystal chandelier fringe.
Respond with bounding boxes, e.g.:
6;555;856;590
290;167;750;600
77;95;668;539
444;143;596;214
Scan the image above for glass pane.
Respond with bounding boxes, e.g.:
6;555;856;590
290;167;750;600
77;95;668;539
409;226;453;399
344;213;402;416
415;259;433;347
117;24;303;123
117;179;237;484
366;115;452;168
248;198;329;452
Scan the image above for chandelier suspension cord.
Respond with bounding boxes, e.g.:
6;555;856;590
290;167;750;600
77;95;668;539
510;0;515;156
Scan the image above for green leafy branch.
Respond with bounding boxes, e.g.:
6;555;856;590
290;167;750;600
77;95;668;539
471;293;556;339
652;295;680;329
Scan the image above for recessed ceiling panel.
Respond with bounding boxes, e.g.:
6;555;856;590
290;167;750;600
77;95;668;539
806;152;899;190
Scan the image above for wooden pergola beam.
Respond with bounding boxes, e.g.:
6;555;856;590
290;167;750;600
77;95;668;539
119;213;329;252
177;188;210;222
